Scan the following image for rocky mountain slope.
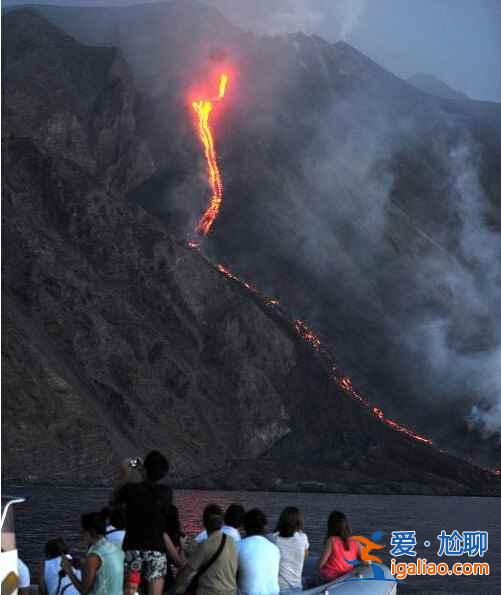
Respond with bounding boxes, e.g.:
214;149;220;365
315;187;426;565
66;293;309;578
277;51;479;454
22;1;501;467
2;7;500;492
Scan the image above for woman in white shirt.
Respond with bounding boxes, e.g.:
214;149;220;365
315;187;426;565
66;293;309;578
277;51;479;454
268;507;309;592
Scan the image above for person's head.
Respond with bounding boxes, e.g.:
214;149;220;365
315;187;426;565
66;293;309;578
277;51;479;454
203;504;224;535
224;504;245;530
118;456;144;483
81;512;106;545
243;509;267;537
44;538;68;560
275;506;304;538
143;450;169;483
326;511;352;549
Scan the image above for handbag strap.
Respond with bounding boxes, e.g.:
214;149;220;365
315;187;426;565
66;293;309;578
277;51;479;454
194;533;227;581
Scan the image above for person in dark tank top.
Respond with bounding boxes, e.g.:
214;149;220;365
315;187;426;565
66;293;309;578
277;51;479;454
115;450;184;595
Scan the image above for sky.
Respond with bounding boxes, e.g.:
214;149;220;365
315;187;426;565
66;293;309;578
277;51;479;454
4;0;501;102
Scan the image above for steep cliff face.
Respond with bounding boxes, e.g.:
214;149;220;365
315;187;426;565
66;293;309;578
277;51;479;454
2;9;499;494
2;9;154;195
1;11;294;478
2;134;294;482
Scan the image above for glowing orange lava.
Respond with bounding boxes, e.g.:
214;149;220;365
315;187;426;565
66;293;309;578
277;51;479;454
294;321;434;445
192;73;228;235
338;375;433;444
294;319;322;352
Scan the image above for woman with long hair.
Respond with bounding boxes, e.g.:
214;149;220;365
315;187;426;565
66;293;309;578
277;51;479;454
268;507;309;592
317;511;365;582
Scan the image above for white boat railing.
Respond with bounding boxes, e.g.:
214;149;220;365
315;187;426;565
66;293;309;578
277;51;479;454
1;497;26;595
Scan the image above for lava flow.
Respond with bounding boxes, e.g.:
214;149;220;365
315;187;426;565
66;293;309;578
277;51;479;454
293;319;434;445
217;264;280;306
188;72;435;452
192;73;228;235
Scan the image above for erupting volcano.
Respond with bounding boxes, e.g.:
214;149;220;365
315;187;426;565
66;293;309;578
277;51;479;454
188;72;443;455
191;73;228;235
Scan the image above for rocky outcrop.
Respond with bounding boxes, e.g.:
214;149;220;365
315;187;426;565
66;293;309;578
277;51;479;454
2;9;154;195
1;133;294;482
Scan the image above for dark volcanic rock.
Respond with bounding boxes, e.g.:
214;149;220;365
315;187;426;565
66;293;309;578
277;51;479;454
2;9;154;195
2;9;500;494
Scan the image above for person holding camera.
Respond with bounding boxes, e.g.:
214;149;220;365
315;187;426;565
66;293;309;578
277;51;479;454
115;450;184;595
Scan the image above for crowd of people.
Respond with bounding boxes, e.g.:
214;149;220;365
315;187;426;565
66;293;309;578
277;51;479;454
33;450;367;595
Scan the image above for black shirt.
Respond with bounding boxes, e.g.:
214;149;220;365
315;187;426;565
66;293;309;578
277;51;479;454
116;481;173;552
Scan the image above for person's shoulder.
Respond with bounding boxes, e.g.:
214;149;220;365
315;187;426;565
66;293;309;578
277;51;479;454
226;533;239;551
264;536;280;553
237;536;252;553
223;526;241;541
296;531;309;545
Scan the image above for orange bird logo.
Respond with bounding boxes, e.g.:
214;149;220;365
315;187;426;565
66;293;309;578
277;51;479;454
352;533;386;564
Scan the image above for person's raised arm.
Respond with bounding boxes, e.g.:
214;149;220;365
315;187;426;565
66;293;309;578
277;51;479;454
317;538;332;572
62;554;101;594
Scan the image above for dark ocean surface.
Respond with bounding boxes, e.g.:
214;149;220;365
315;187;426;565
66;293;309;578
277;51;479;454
3;486;499;594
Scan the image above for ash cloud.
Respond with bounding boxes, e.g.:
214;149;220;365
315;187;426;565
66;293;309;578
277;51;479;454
294;76;501;442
